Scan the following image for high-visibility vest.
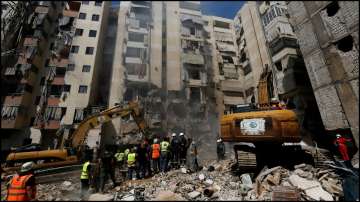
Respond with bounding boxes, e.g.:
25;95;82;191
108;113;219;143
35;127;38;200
114;152;124;162
160;141;170;152
127;153;136;167
7;174;33;201
152;144;160;159
80;161;90;180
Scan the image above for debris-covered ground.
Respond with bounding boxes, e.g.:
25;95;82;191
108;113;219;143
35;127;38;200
8;158;355;201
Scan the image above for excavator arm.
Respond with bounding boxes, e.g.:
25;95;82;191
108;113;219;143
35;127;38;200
70;101;147;149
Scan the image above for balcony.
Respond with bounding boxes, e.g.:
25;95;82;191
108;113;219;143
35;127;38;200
1;105;28;129
52;75;65;85
269;37;298;56
181;53;204;65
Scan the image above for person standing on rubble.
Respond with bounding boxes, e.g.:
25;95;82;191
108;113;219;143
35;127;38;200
217;138;225;161
334;134;353;167
189;140;199;172
127;147;137;180
179;132;188;166
160;137;170;173
114;149;125;180
6;162;36;201
80;159;91;199
145;139;152;177
136;143;148;179
170;133;180;169
151;138;161;173
99;150;117;193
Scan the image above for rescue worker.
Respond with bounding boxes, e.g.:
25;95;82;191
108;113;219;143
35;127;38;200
80;159;91;199
91;158;101;193
6;162;36;201
170;133;180;169
270;98;281;110
114;149;126;180
99;150;117;193
179;133;188;166
160;137;170;173
137;142;148;179
151;138;160;173
189;140;199;172
334;134;353;167
216;138;225;161
145;140;153;177
127;148;137;180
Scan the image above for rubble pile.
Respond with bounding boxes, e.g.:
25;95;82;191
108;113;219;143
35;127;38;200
36;179;81;201
111;160;344;201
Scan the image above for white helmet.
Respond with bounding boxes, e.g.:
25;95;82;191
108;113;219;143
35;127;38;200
179;133;184;136
21;162;35;173
172;133;176;137
154;138;158;143
336;134;341;138
217;139;222;143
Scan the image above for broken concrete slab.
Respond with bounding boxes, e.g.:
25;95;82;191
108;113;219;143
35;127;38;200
288;174;321;190
304;186;333;201
88;193;114;201
153;191;185;201
240;173;253;188
188;191;201;199
294;163;307;169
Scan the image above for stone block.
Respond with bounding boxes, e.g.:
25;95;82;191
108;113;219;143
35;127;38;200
314;85;349;130
304;49;332;88
287;1;308;27
296;22;320;56
311;13;331;47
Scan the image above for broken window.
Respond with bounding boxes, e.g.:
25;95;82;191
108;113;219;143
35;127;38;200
336;35;354;52
243;64;252;75
222;55;234;64
188;69;201;80
326;1;339;17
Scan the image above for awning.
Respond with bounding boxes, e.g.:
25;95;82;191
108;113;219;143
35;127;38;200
180;14;203;25
181;53;204;65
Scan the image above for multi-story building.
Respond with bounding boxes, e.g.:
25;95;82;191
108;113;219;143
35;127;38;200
1;1;63;156
1;1;111;154
107;1;217;160
203;16;243;116
287;1;359;164
233;2;274;105
257;1;325;138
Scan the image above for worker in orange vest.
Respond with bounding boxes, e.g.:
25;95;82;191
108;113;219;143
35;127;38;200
6;162;36;201
151;138;160;174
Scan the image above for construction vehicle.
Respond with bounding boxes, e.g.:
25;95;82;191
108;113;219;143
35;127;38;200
220;67;303;172
3;101;148;173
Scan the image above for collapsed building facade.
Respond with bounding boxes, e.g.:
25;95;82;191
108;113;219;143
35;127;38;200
286;1;359;164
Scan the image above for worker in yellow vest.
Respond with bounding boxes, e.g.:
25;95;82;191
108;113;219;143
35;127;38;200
160;137;170;173
114;149;126;180
80;160;91;199
127;148;137;180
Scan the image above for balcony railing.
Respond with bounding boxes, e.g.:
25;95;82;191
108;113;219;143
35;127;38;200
269;37;298;56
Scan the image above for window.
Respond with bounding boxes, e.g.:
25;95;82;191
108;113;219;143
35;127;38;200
79;12;86;20
82;1;89;5
63;85;71;92
128;32;145;42
92;14;100;21
88;30;97;37
95;1;102;6
82;65;91;72
126;47;143;57
67;64;75;71
85;47;94;55
78;85;88;93
75;28;83;36
243;64;252;75
71;45;79;53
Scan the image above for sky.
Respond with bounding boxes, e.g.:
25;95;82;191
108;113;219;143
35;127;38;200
200;1;245;19
112;1;245;19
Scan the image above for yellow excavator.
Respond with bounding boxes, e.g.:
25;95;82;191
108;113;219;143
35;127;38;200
3;101;148;172
220;68;302;172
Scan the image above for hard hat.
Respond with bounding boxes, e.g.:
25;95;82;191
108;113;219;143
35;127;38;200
336;134;341;138
172;133;176;137
179;133;184;136
154;138;158;143
271;98;279;103
20;162;34;173
217;139;222;143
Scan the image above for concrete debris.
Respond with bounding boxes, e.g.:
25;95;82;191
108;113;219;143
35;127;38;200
187;191;201;199
88;193;114;201
11;159;347;201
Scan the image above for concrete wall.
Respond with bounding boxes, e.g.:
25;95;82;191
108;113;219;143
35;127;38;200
287;1;359;150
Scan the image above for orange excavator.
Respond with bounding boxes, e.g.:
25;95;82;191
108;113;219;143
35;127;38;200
220;68;302;171
3;101;148;173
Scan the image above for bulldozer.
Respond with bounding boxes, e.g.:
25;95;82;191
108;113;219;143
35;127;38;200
220;67;303;172
3;101;148;173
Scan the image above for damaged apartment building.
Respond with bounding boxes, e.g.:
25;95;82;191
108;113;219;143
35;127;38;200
106;1;218;161
286;1;359;164
1;1;110;156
